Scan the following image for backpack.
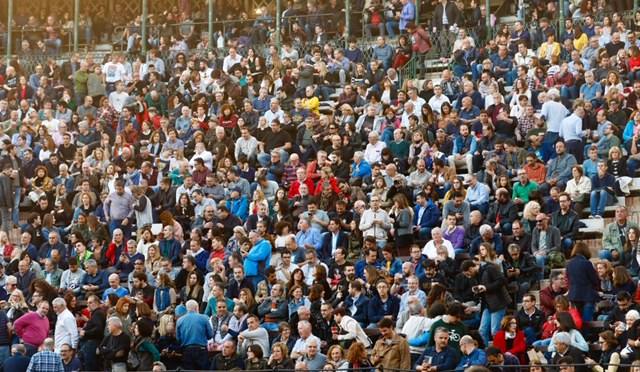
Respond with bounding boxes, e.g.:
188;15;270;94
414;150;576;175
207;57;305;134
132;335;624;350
547;250;566;270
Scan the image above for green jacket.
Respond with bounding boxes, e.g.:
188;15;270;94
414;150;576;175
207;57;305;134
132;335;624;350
603;220;639;254
512;181;538;203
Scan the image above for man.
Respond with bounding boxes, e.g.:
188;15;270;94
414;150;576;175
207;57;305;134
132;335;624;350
589;161;616;219
531;213;562;280
343;280;369;326
291;320;321;360
399;275;427;313
414;192;441;239
102;274;129;301
512;170;538;205
541;141;577;195
244;231;272;288
371;318;411;370
422;228;455;259
551;332;586;372
26;338;64;372
477;256;511;345
295;217;322;252
359;196;392;247
238;314;270;357
448;124;477;174
333;306;372;347
209;340;244;370
98;317;130;372
465;174;491;215
319;218;349;263
540;271;568;316
602;206;639;260
3;344;30;372
104;179;134;238
176;300;213;370
441;192;471;230
79;295;106;371
503;243;538;301
415;327;460;372
60;343;81;372
13;301;50;356
52;298;79;353
552;192;580;254
455;335;487;370
226;266;253;300
516;293;545;345
486;188;518;235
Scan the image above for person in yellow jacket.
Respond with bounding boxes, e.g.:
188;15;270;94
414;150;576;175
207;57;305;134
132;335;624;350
538;31;561;64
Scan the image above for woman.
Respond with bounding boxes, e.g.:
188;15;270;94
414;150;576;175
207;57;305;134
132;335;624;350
287;269;309;297
239;288;258;315
492;315;527;363
173;193;194;232
389;193;414;252
597;260;615;299
271;322;297;353
536;310;589;352
29;165;54;203
381;245;403;276
288;285;310;317
111;297;133;336
567;242;600;322
326;345;349;370
346;342;373;370
144;245;162;276
153;273;177;316
130;320;161;371
367;278;400;327
612;266;636;295
249;189;269;216
585;330;621;372
246;344;269;370
443;178;467;202
522;201;541;234
370;177;389;205
268;342;295;370
6;289;29;324
180;271;204;306
565;165;592;214
624;227;640;277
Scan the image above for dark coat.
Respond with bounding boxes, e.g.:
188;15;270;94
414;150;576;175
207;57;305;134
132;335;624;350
566;254;600;303
431;1;461;30
319;231;349;263
479;262;511;312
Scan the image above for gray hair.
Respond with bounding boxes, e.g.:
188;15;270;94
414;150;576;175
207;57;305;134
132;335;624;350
108;316;123;328
186;299;199;312
479;224;493;236
42;338;55;351
51;297;67;308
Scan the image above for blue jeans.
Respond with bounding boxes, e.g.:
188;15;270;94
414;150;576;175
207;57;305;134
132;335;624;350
599;249;613;260
523;326;538;346
108;219;131;240
386;20;399;37
532;337;552;351
535;255;546;281
590;189;611;217
0;345;9;370
470;202;489;216
12;186;20;225
479;307;506;345
182;346;209;370
79;339;100;371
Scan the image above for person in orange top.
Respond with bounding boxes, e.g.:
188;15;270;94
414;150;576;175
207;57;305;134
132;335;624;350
523;153;547;185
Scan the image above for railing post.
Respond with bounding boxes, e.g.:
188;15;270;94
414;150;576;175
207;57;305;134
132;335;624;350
6;0;12;64
141;0;148;55
345;0;351;47
559;0;565;36
208;0;214;51
275;0;282;50
635;0;638;17
485;0;491;40
415;0;420;24
73;0;79;52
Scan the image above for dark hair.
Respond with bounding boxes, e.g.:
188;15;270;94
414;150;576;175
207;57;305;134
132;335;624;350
556;311;577;331
378;317;394;329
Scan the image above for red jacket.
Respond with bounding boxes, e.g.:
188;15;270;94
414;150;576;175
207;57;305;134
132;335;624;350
492;330;527;363
288;178;316;199
314;176;341;196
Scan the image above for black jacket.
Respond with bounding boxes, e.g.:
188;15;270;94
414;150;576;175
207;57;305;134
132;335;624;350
479;262;511;312
431;1;461;30
551;209;580;239
82;307;107;342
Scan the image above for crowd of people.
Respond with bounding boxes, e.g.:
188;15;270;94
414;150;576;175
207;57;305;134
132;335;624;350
3;0;640;371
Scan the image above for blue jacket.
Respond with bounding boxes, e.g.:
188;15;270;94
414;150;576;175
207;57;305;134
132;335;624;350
455;348;487;371
367;295;400;324
352;160;372;179
567;254;600;303
229;196;249;222
416;346;460;371
355;258;383;279
176;312;214;347
413;201;441;229
344;294;369;324
244;239;272;277
319;231;349;263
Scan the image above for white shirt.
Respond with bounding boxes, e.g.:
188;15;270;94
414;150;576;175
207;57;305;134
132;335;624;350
189;150;214;171
108;91;130;113
103;61;127;83
363;141;386;164
54;309;79;352
428;94;451;114
222;54;243;74
292;334;321;355
409;97;426;114
422;239;455;259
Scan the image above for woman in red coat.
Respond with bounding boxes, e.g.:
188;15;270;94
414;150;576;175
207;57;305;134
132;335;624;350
492;315;527;363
